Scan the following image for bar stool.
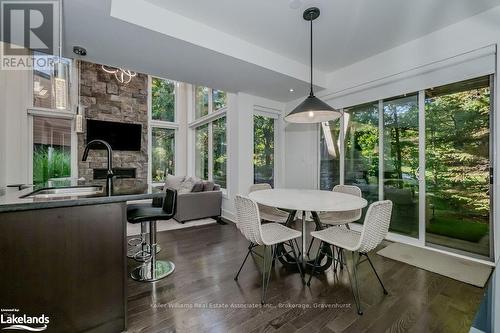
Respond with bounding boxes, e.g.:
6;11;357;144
127;203;161;261
127;188;177;282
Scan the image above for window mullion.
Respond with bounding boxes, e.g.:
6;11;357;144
208;122;214;181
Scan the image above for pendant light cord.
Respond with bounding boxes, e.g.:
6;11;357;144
309;14;314;97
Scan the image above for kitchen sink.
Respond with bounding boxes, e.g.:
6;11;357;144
21;186;104;199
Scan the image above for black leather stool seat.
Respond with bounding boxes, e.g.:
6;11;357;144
127;207;173;223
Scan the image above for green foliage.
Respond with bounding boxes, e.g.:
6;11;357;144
212;117;227;188
427;214;488;243
426;88;490;219
254;115;274;186
212;90;227;111
195;124;209;179
33;145;71;187
195;86;209;118
151;128;175;182
331;86;490;245
152;78;175;122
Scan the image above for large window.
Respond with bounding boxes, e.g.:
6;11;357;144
195;86;227;120
31;54;74;188
195;124;209;180
383;94;419;237
151;78;175;122
151;128;175;181
150;77;177;182
192;86;227;188
32;117;72;188
318;75;493;259
425;76;491;256
212;117;227;188
319;120;340;190
253;115;275;187
344;102;379;220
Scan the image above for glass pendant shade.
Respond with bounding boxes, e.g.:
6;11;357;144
53;61;69;110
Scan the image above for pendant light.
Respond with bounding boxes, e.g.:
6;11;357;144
285;7;341;123
54;0;69;110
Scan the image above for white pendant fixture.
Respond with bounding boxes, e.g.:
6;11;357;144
101;65;137;84
54;0;69;110
285;7;341;123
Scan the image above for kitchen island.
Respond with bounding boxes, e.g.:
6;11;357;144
0;183;163;333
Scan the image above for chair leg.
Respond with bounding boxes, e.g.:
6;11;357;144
345;251;363;315
332;245;338;273
307;241;323;286
306;237;315;257
234;243;253;281
261;245;274;304
289;240;305;285
338;247;344;270
364;253;388;295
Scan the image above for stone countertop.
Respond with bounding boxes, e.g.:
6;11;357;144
0;182;163;213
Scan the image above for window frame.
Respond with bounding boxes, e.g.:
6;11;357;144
189;86;228;191
253;108;280;188
148;75;180;186
28;56;78;185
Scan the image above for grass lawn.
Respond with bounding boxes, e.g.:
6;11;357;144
426;213;488;243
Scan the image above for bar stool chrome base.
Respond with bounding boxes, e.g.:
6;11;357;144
127;244;161;261
131;260;175;282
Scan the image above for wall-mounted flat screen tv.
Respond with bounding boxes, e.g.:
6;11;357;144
86;119;142;151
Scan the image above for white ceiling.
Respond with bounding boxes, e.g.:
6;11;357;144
59;0;500;102
144;0;500;72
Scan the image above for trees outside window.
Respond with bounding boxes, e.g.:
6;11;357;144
151;78;175;122
253;115;275;187
151;128;175;182
150;76;178;182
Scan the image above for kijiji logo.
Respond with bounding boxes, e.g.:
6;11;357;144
0;310;49;331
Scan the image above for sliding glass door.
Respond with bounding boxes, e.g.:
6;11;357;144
344;102;380;222
424;76;492;258
383;94;420;237
322;75;493;260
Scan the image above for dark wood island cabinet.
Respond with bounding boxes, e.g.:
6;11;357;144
0;185;162;332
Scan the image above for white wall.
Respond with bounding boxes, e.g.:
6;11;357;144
284;6;500;261
1;67;30;186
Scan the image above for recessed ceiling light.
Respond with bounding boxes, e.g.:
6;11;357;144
289;88;295;93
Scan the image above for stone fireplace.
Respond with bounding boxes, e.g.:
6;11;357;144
78;61;149;188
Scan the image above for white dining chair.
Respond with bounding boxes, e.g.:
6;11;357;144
307;200;393;315
248;183;291;223
307;184;363;258
318;185;363;227
234;195;305;304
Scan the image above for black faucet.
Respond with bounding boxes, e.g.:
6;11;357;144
82;139;114;196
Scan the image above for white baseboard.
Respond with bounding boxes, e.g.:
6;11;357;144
222;209;236;223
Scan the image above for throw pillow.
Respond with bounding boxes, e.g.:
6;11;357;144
178;176;197;194
191;181;204;192
164;174;185;191
203;181;215;192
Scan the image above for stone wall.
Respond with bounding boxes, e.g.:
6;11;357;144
78;61;148;188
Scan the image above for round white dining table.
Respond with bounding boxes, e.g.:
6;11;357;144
248;188;368;263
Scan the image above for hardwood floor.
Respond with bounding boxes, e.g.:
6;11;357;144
126;221;484;333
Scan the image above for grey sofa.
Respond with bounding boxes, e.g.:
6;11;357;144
158;175;223;223
174;185;222;223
